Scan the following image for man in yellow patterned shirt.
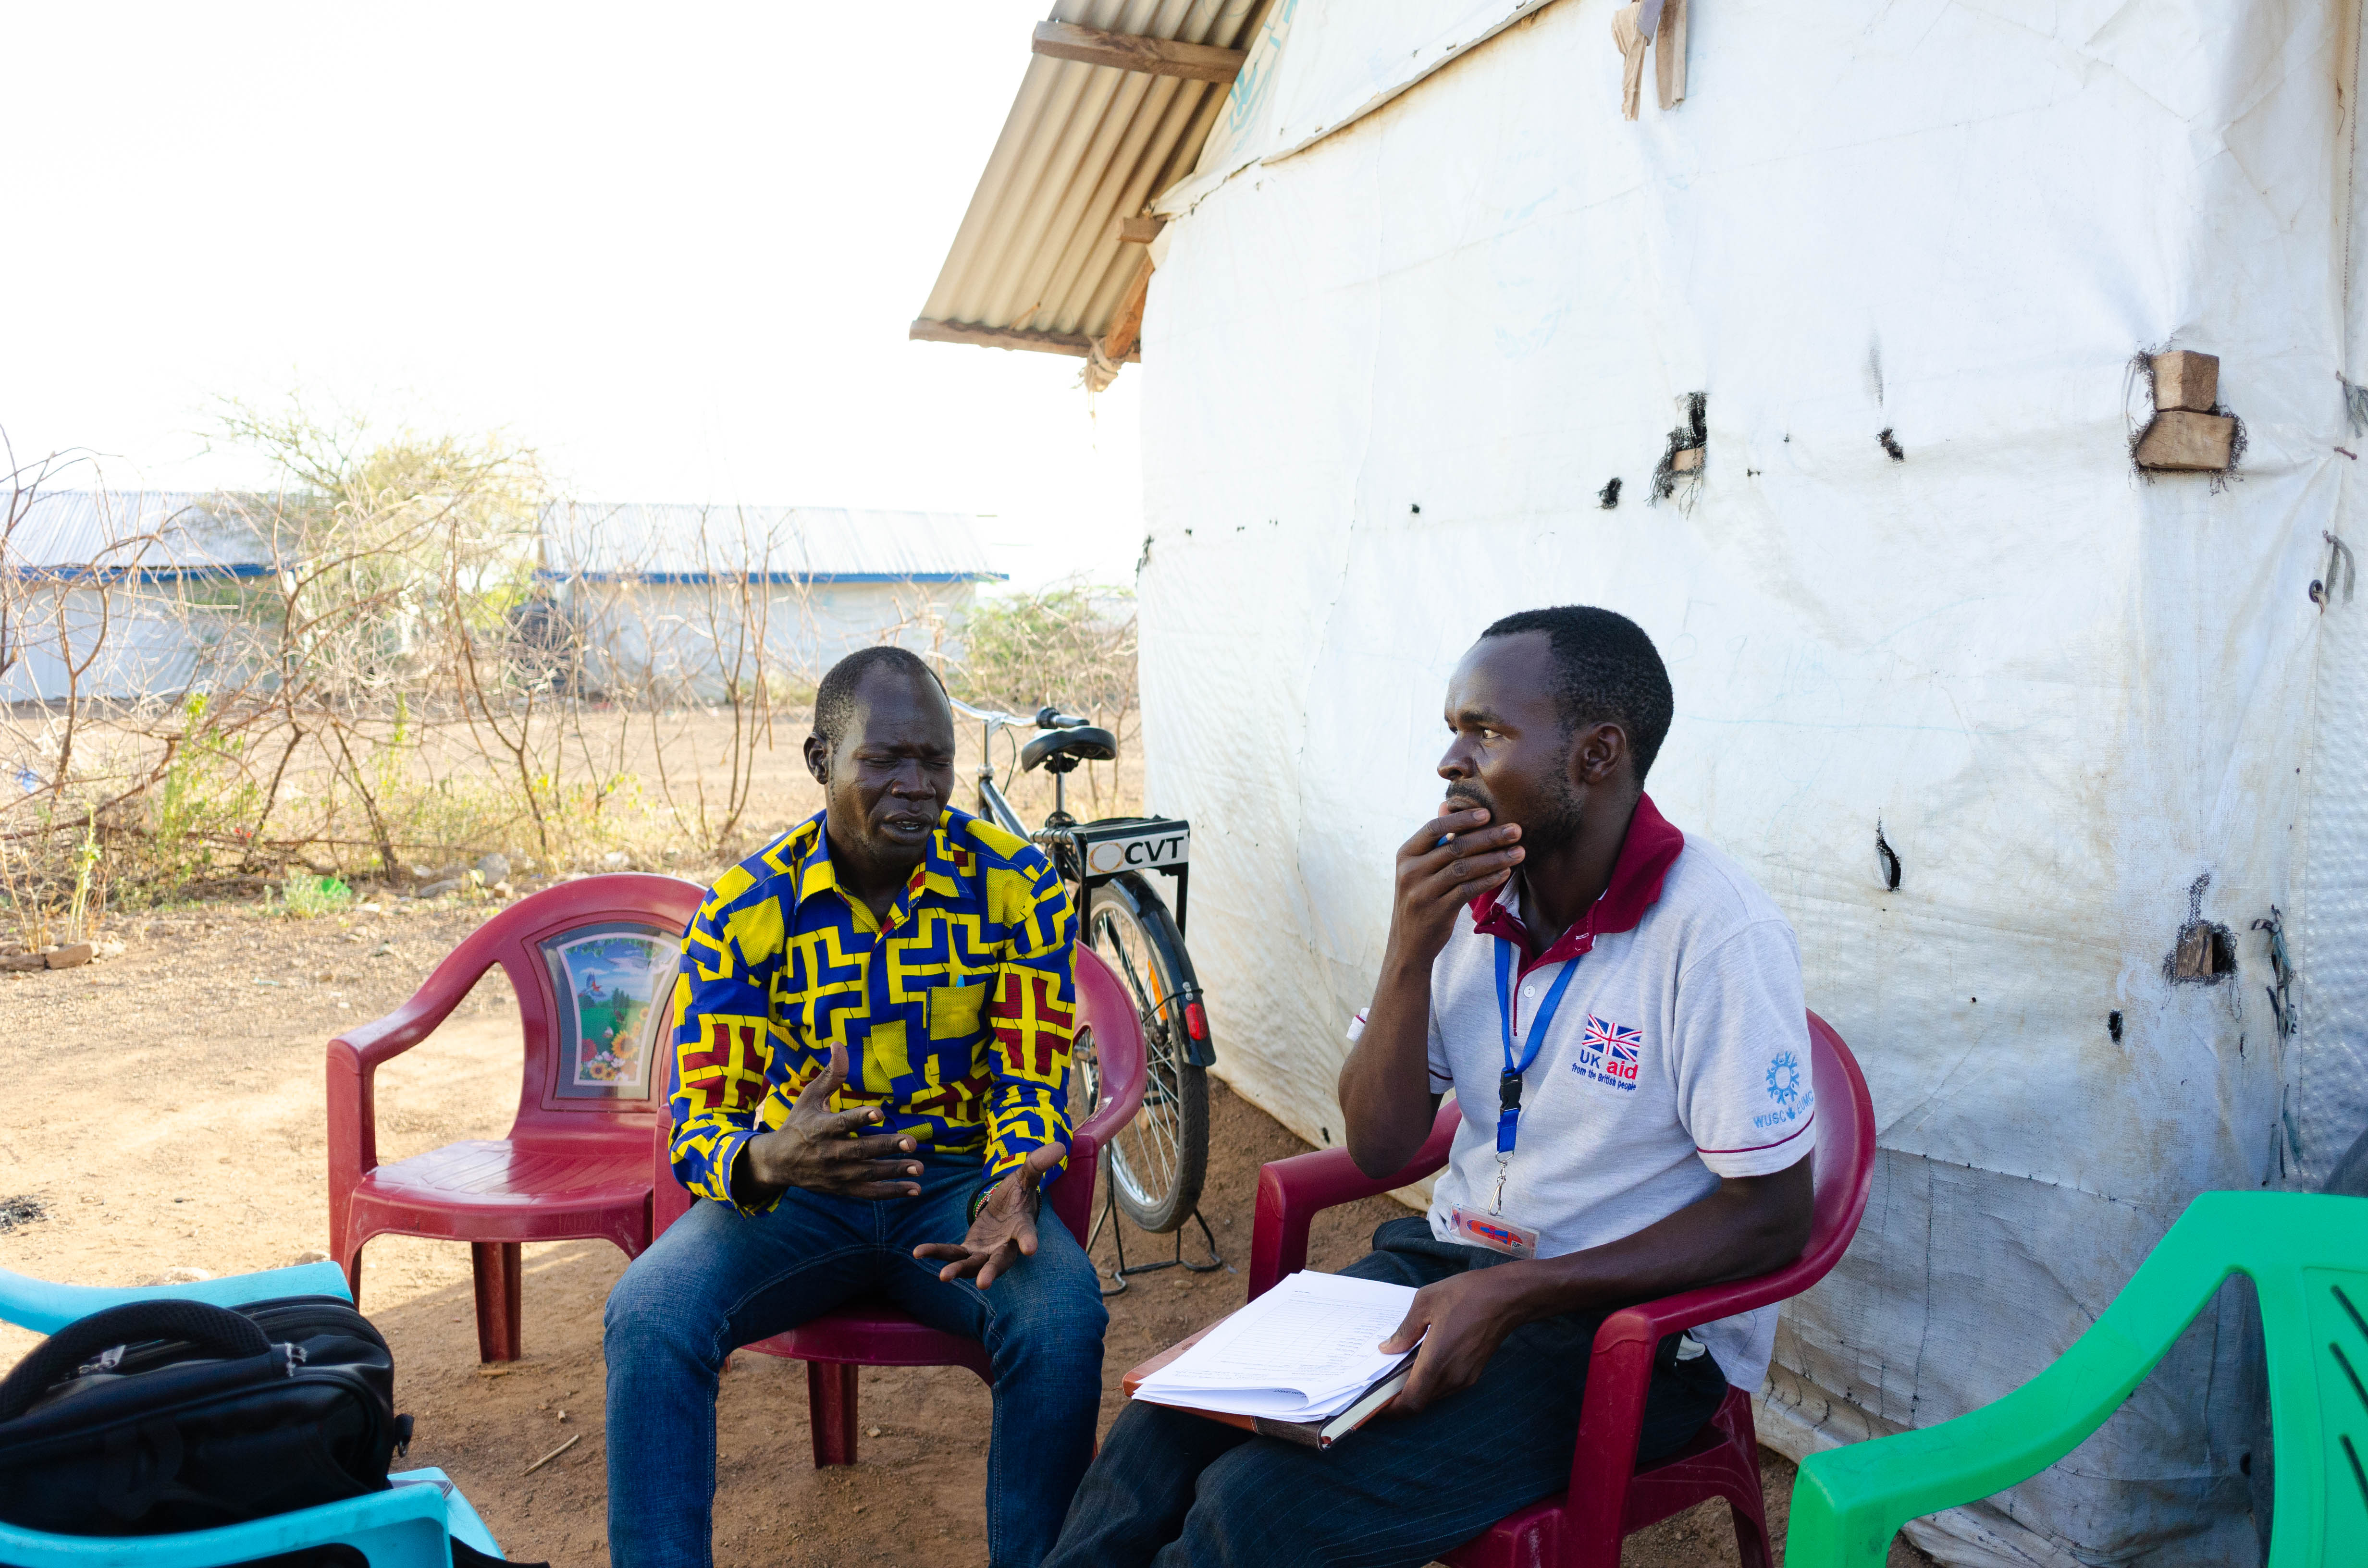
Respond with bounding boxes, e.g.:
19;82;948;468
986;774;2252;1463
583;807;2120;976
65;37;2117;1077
604;648;1106;1568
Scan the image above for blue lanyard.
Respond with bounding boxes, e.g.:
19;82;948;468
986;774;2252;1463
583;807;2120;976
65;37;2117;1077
1492;938;1580;1154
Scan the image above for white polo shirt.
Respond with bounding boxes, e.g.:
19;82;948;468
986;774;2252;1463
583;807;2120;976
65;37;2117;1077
1421;794;1815;1393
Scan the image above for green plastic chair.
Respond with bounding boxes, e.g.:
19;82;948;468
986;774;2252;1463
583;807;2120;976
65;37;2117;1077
1786;1191;2368;1568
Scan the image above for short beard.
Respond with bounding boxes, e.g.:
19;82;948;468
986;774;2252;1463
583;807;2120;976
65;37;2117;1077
1522;776;1586;859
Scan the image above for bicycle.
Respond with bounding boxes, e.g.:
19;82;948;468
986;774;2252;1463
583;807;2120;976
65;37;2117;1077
947;696;1221;1290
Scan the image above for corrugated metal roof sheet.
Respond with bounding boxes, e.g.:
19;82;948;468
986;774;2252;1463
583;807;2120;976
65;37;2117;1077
2;491;270;577
540;502;1002;583
913;0;1268;362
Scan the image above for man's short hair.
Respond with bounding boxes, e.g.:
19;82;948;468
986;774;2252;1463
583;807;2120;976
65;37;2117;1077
811;646;946;748
1480;606;1675;782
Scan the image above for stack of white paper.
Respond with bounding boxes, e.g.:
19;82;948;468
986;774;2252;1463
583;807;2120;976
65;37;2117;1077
1132;1271;1421;1422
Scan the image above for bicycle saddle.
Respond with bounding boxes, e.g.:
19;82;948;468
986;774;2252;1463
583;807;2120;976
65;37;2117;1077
1021;726;1118;773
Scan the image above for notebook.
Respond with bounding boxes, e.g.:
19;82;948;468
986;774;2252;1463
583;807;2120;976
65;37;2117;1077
1121;1271;1422;1448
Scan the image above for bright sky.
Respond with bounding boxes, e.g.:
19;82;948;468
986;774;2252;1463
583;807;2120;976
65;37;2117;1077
2;3;1142;592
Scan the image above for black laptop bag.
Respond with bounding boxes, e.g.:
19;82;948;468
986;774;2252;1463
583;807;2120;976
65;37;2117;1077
0;1295;404;1536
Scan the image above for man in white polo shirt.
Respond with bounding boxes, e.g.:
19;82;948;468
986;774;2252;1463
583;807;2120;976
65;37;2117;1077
1043;606;1816;1568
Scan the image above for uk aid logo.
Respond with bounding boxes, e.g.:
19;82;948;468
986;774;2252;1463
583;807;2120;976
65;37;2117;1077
1571;1014;1642;1091
1754;1049;1813;1131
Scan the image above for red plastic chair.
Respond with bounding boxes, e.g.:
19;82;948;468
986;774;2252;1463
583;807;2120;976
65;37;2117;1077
1247;1011;1875;1568
651;944;1147;1466
328;873;703;1362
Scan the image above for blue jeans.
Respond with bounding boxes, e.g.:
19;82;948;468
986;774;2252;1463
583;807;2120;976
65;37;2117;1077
1041;1217;1729;1568
604;1157;1107;1568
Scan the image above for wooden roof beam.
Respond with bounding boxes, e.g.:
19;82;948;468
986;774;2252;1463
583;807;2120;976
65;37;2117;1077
1099;256;1154;365
1031;21;1246;85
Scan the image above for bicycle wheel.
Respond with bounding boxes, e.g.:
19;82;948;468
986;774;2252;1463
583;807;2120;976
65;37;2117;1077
1078;871;1208;1234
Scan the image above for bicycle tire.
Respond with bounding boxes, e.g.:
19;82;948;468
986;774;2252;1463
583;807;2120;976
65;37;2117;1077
1076;871;1208;1234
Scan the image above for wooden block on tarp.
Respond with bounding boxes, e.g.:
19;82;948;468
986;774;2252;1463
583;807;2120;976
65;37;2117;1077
1671;446;1703;473
2151;350;2220;412
2135;410;2235;472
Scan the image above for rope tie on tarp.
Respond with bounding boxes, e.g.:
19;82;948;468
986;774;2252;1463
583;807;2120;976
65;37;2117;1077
1611;0;1688;121
1081;338;1122;396
1612;4;1648;120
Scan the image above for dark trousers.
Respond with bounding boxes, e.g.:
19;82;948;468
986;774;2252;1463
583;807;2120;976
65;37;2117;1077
1043;1216;1728;1568
604;1158;1105;1568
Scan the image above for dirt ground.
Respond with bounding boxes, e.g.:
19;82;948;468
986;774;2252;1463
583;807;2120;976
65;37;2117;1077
0;899;1929;1568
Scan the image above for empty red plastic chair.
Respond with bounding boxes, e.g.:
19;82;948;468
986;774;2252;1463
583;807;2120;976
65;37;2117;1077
328;873;703;1362
651;944;1147;1465
1247;1011;1875;1568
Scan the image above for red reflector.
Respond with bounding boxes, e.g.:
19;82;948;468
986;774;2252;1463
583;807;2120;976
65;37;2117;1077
1184;1002;1209;1041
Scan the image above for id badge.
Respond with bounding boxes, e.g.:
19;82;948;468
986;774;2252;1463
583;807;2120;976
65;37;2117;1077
1448;1205;1539;1260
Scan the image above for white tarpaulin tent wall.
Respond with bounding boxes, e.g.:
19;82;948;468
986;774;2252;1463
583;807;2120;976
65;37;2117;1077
1109;1;2368;1563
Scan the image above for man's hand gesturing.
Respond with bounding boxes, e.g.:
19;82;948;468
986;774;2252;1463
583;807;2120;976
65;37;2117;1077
913;1142;1065;1289
737;1042;925;1202
1388;804;1523;968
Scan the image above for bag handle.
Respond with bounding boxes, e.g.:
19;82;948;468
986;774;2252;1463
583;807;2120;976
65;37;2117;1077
0;1299;273;1422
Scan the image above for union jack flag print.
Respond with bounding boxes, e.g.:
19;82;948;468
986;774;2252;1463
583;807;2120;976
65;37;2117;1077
1582;1014;1642;1083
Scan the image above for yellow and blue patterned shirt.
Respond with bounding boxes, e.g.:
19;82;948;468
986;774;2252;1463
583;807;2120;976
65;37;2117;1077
668;807;1077;1212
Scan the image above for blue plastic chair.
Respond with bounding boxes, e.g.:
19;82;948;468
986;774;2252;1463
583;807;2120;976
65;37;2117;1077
0;1262;506;1567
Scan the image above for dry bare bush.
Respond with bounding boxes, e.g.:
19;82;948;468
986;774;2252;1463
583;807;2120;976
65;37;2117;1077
198;401;573;875
0;411;1140;945
0;406;648;937
0;438;172;945
954;580;1139;820
541;502;970;865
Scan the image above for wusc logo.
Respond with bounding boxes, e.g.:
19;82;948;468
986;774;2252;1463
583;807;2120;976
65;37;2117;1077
1751;1051;1810;1132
